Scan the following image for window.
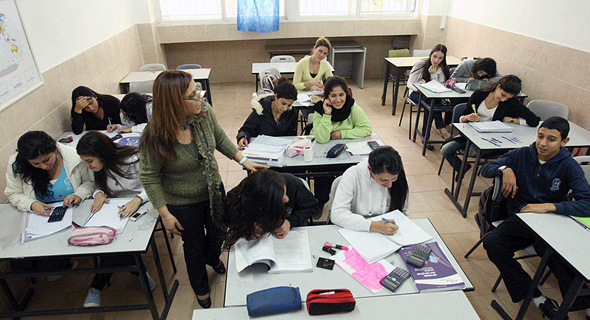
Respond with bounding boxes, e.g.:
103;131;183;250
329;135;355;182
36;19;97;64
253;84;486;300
299;0;357;17
360;0;415;15
159;0;285;22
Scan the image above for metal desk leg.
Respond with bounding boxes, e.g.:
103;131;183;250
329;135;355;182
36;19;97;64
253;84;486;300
159;218;177;273
459;148;482;217
381;62;390;106
444;140;473;208
421;100;435;156
553;274;584;320
392;68;401;115
515;249;552;320
412;92;423;142
255;74;259;91
0;277;34;313
134;254;160;320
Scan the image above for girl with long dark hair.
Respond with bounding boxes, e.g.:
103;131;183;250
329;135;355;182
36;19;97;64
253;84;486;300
108;92;153;133
71;86;121;134
331;146;410;235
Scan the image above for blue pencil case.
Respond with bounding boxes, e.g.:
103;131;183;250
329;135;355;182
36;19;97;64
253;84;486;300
246;286;302;317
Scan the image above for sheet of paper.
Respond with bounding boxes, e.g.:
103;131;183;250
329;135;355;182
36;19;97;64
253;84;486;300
84;199;130;233
346;140;384;156
269;229;313;273
250;135;292;146
297;92;311;102
338;228;401;264
24;206;73;241
417;80;452;93
334;248;394;293
373;210;433;246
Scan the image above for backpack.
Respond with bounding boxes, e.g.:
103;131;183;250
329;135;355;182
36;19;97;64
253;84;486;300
261;73;280;91
475;176;508;238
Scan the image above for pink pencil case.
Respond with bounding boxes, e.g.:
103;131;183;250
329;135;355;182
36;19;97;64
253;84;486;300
68;226;116;246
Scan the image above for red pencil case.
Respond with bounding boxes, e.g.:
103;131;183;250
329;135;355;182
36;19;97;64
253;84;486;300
306;289;356;315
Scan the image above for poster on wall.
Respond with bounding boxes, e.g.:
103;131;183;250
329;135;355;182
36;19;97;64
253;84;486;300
0;0;43;111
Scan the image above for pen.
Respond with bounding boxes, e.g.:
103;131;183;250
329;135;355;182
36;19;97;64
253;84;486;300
490;137;502;144
471;104;477;114
324;242;349;250
481;138;501;147
108;117;112;126
382;218;397;225
501;136;516;143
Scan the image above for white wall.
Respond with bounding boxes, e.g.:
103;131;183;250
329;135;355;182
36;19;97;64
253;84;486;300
447;0;590;53
421;0;446;15
16;0;136;72
132;0;157;24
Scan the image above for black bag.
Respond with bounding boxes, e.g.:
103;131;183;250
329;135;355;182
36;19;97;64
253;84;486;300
475;176;508;238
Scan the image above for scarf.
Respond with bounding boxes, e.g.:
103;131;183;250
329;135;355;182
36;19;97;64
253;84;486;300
313;95;355;122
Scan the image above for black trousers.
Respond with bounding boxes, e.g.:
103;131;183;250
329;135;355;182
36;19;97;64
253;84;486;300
167;200;223;296
91;255;136;291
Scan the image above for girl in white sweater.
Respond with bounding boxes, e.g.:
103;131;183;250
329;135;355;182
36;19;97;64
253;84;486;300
331;146;410;235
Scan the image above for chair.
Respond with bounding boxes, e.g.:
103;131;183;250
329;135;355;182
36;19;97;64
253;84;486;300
140;63;166;72
177;64;202;70
526;100;570;120
326;175;344;224
412;49;430;57
129;80;154;94
258;68;280;90
399;88;419;139
270;55;296;63
437;103;467;175
302;113;314;135
573;156;590;182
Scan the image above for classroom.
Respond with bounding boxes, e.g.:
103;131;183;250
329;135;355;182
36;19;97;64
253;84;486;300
0;0;589;319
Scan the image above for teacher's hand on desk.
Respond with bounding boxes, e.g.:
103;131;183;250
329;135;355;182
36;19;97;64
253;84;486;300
370;219;399;235
520;203;556;213
273;220;291;239
30;201;53;216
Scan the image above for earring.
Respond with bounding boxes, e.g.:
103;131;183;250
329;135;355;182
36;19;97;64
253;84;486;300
55;153;60;160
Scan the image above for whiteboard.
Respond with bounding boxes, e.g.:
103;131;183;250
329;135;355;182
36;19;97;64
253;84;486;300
0;0;43;111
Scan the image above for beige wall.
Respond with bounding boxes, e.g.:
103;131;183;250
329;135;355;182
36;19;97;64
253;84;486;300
444;17;590;129
0;26;144;203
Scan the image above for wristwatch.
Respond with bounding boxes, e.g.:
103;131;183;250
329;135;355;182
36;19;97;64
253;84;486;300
135;195;143;204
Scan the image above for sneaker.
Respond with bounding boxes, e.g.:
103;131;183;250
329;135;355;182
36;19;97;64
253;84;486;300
83;288;101;308
47;260;79;282
538;297;568;320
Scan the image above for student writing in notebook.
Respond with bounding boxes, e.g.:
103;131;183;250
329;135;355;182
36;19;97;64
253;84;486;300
71;86;121;134
293;37;333;91
450;57;502;83
76;131;155;308
441;75;540;173
107;92;153;133
223;170;317;246
236;77;298;150
331;146;410;235
480;117;590;319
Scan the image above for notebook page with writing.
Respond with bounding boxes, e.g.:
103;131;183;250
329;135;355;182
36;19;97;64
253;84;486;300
85;199;130;233
234;236;275;271
373;210;432;246
269;229;313;273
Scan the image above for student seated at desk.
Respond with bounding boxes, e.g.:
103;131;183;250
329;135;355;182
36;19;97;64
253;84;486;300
480;117;590;319
450;57;502;83
4;131;95;276
331;146;409;235
107;92;152;133
76;131;155;308
223;170;318;246
441;75;540;173
407;44;452;142
293;37;334;91
236;77;298;150
71;86;121;134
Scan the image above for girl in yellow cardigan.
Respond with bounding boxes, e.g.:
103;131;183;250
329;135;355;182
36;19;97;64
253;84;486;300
293;37;334;91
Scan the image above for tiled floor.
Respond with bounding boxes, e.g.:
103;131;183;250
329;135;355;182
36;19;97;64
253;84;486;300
11;79;588;319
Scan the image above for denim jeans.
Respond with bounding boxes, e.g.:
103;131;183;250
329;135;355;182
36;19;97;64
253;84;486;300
441;140;475;172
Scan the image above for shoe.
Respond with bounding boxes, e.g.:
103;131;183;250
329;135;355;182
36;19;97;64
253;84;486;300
197;295;212;309
83;288;101;308
538;298;568;320
47;260;79;281
211;260;226;274
426;145;435;151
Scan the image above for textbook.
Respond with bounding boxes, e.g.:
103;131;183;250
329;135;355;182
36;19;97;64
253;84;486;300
338;210;433;264
571;216;590;231
469;120;513;133
233;229;313;274
242;135;292;162
399;242;465;292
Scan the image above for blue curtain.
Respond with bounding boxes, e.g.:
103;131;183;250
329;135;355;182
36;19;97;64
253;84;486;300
237;0;279;33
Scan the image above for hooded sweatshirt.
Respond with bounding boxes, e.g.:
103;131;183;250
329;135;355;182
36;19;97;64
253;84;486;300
236;94;298;143
480;143;590;217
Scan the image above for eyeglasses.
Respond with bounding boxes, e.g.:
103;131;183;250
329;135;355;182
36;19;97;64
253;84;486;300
183;89;202;102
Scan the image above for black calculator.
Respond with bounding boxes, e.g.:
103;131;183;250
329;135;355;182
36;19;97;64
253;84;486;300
452;86;466;94
405;244;432;268
380;267;410;292
48;206;67;223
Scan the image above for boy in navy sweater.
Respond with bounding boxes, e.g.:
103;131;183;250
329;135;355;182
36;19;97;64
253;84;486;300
481;117;590;319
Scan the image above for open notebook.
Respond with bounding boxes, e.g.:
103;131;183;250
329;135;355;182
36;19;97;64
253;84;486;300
338;210;433;264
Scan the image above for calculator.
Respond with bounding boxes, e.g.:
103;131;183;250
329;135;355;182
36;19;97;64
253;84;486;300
452;86;466;94
380;267;410;292
405;244;432;268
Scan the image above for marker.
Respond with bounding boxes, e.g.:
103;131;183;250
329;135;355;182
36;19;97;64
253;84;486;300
324;242;349;250
322;246;336;255
58;194;66;199
471;104;477;114
382;218;397;225
108;117;112;125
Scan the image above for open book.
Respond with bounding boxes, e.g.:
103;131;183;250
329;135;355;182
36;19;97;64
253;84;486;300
416;80;452;93
234;229;313;274
338;210;433;264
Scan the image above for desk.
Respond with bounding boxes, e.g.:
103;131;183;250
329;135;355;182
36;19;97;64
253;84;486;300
0;202;179;319
381;56;462;115
446;122;590;218
251;62;335;91
194;290;480;319
58;130;141;148
224;219;473;307
120;69;212;105
491;213;590;320
327;42;366;89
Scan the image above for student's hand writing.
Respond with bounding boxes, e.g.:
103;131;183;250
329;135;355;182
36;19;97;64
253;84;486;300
330;130;342;140
74;96;90;114
118;197;142;218
418;80;426;84
310;85;323;92
91;192;109;213
106;124;117;132
428;65;439;74
370;220;399;235
117;127;132;133
241;159;268;172
501;168;518;198
322;100;333;115
162;213;183;235
238;137;249;150
30;201;53;216
63;194;82;206
520;203;556;213
465;113;481;122
273;219;291;239
308;79;322;88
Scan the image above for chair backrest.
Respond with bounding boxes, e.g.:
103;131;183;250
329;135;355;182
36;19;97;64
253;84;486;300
573;156;590;184
140;63;166;72
298;177;311;191
388;48;410;58
449;67;456;75
327;175;344;224
129;80;154;94
270;55;296;63
452;103;468;123
303;113;314;135
259;68;281;90
412;49;430;57
475;175;507;238
177;64;202;70
526;100;570;121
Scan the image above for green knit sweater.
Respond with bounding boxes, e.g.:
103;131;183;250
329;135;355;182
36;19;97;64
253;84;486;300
140;104;238;209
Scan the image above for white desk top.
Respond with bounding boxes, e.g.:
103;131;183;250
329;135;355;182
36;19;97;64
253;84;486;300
247;133;384;168
518;213;590;280
385;55;462;68
195;290;480;319
58;130;141;149
111;92;204;100
120;68;211;84
224;219;473;307
0;201;158;260
252;62;335;74
412;83;527;100
453;122;590;151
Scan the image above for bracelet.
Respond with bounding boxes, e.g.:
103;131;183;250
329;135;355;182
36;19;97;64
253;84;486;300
238;157;247;165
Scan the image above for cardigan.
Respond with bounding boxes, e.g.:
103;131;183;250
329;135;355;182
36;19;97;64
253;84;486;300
236;94;297;143
407;59;446;93
293;56;334;91
451;58;503;83
71;95;121;134
464;89;540;127
310;100;372;144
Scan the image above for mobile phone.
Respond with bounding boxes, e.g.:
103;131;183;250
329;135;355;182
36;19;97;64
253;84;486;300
110;134;123;141
130;210;148;222
367;141;380;150
48;206;67;222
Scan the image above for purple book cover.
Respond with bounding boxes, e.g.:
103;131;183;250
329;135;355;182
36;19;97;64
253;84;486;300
399;242;465;292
